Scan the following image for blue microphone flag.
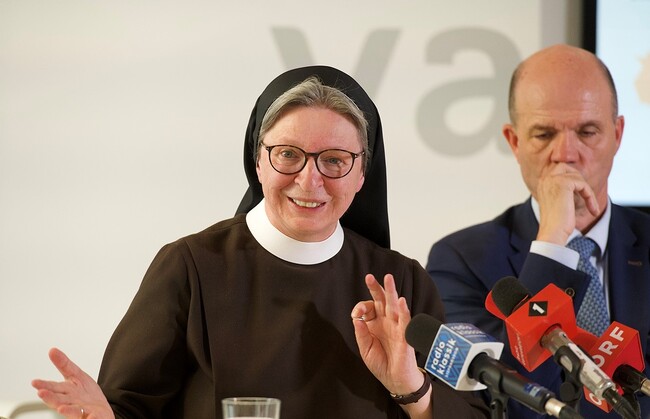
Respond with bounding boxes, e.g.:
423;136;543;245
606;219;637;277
425;323;504;390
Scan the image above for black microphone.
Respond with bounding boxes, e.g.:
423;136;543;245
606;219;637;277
614;364;650;397
405;313;582;419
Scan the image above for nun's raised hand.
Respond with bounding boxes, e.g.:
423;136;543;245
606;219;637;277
351;273;425;398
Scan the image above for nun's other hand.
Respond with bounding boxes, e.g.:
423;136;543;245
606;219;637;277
32;348;114;419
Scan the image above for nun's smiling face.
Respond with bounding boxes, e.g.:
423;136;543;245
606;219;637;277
256;106;365;242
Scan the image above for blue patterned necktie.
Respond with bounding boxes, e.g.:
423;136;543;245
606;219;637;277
567;236;610;336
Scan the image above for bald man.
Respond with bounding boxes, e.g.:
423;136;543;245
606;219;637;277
427;44;650;418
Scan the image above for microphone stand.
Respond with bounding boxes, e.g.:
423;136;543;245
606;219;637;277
553;341;644;419
484;386;509;419
554;347;583;412
621;389;641;419
554;347;642;419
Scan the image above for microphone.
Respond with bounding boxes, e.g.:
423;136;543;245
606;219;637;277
580;321;647;413
485;276;578;371
615;365;650;397
405;313;582;419
487;276;638;419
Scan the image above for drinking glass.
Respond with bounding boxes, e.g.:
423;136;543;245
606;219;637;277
221;397;281;419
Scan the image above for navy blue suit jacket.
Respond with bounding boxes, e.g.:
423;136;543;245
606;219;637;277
427;199;650;418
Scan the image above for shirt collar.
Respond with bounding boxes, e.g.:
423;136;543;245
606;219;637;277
246;199;344;265
530;197;611;256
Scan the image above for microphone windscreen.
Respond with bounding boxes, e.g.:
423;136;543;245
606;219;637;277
405;313;442;354
492;276;530;316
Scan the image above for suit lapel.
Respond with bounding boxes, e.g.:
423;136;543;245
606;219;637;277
508;198;539;276
607;206;650;339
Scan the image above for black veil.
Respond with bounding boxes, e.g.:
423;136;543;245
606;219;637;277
235;66;390;249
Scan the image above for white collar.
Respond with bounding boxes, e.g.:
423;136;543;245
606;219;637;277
245;199;344;265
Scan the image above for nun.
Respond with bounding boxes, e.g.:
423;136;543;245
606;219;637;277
33;66;488;419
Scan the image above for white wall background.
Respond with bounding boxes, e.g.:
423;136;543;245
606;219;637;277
596;0;650;206
0;0;581;415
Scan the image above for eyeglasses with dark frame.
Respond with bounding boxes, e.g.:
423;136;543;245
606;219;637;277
261;142;365;179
